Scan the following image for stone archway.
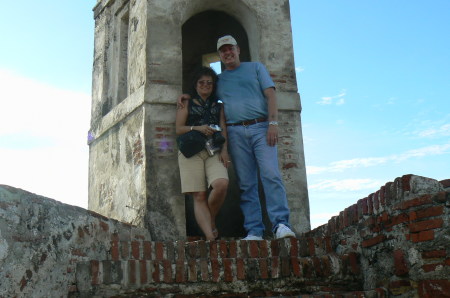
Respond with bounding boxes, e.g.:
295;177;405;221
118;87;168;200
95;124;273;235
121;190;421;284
181;10;250;92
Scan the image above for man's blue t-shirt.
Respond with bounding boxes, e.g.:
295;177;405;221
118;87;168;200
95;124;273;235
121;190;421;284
216;62;275;123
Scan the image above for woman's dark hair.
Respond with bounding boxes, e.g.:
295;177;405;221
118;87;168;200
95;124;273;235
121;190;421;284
189;66;219;100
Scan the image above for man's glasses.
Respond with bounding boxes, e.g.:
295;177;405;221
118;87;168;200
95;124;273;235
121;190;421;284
198;80;213;86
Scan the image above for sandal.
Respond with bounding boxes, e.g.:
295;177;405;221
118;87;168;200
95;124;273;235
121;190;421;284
212;228;219;239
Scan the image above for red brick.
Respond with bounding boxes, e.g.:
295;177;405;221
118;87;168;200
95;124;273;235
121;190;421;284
389;279;411;291
163;260;172;283
393;250;409;276
410;230;435;243
291;257;301;277
379;187;386;206
249;241;259;258
373;192;380;212
422;250;446;259
140;260;147;284
271;257;280;278
259;240;269;257
271;240;279;257
362;198;369;215
418;279;450;297
211;259;220;282
143;241;152;260
210;241;218;259
343;207;350;227
362;234;386;248
259;258;269;279
308;238;315;256
236;258;245;280
131;241;140;259
99;221;109;232
385;213;409;229
321;256;332;277
409;218;443;233
91;260;100;285
401;174;413;191
120;241;129;259
129;260;136;285
422;263;441;272
239;241;248;258
155;242;164;260
415;206;444;219
312;257;323;277
219;240;228;258
301;258;314;278
175;260;185;283
223;259;233;282
396;194;433;210
198;240;207;258
440;179;450;188
229;241;237;258
111;241;119;261
187;259;197;282
367;194;374;215
281;257;290;277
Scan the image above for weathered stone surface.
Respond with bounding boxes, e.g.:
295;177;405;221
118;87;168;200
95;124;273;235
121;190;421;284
0;185;151;297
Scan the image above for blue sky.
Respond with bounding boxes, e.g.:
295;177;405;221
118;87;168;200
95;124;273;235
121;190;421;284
0;1;449;229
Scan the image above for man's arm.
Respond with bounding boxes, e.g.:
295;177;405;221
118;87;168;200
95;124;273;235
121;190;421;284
264;87;279;147
177;94;191;109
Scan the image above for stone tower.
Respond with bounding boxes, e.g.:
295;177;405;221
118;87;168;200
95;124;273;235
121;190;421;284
88;0;310;240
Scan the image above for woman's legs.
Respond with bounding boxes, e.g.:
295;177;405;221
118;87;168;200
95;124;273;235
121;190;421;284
192;191;215;240
208;178;228;237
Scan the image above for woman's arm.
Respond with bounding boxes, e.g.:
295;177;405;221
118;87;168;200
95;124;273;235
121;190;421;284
175;100;190;135
219;106;231;167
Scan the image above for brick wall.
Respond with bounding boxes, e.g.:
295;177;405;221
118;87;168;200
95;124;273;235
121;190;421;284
1;174;449;297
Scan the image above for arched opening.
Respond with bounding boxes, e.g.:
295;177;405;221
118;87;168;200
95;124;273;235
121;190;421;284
182;10;250;92
181;10;251;238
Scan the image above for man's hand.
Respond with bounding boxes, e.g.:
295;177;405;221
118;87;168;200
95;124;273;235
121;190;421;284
177;94;191;109
267;125;278;146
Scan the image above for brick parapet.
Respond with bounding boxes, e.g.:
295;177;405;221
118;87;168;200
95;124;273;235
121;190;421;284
1;174;449;297
305;175;450;297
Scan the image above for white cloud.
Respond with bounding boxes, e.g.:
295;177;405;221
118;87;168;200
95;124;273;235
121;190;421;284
0;69;91;208
309;178;382;191
418;123;450;138
317;89;346;105
295;66;304;72
307;143;450;175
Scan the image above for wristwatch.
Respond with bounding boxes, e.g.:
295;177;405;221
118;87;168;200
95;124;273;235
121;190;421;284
269;121;278;126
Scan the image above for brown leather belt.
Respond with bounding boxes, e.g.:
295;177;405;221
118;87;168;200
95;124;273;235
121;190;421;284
226;117;267;127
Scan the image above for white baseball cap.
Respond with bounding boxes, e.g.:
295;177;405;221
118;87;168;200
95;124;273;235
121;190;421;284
217;35;237;50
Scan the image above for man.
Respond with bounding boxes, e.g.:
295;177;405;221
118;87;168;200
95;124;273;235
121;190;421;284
180;35;295;240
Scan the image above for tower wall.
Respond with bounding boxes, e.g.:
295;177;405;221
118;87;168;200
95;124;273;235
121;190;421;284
88;0;310;240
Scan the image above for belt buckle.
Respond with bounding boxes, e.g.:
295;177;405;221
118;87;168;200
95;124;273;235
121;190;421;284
242;121;247;127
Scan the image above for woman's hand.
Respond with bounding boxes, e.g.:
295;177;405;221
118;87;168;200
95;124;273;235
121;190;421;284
195;124;215;136
220;149;231;168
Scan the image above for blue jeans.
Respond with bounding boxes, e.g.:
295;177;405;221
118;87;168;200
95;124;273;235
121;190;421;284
227;122;291;236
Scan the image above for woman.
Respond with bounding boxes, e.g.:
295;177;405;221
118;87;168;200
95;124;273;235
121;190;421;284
176;66;230;240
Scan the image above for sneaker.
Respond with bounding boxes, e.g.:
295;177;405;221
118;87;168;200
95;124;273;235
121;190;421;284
275;224;296;239
242;235;263;241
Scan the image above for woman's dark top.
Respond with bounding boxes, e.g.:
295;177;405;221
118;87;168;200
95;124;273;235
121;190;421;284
186;96;221;126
